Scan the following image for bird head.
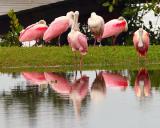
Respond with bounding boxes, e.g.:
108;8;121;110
91;12;97;17
118;16;128;32
38;20;46;25
66;11;75;26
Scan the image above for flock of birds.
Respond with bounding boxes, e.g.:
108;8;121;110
19;11;150;68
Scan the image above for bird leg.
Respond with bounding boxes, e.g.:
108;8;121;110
74;52;78;80
58;35;61;47
112;36;117;46
99;42;102;47
94;39;97;46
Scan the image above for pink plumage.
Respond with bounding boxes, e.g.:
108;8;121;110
102;71;128;89
44;72;71;94
43;11;74;42
133;28;150;56
22;72;47;85
68;32;88;55
19;20;48;42
102;17;128;42
43;18;70;42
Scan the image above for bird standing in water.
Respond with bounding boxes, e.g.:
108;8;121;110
88;12;104;46
67;11;88;73
43;11;74;46
102;16;128;45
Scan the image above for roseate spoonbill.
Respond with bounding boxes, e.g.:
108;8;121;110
133;28;150;58
67;11;88;71
43;11;74;46
90;72;106;103
102;16;128;45
19;20;48;44
134;68;151;97
102;71;129;90
88;12;104;46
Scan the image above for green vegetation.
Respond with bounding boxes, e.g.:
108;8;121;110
0;9;23;46
101;0;160;45
0;46;160;72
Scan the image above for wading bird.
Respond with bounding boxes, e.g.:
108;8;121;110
67;11;88;72
19;20;48;43
43;11;74;46
133;28;150;58
88;12;104;46
102;17;128;45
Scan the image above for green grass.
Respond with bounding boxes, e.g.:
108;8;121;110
0;45;160;72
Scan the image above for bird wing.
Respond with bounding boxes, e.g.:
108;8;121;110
43;19;70;41
78;33;88;55
102;19;126;38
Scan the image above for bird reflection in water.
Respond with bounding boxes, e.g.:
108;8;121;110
102;71;129;91
134;68;151;97
91;71;106;103
44;72;89;119
22;72;48;92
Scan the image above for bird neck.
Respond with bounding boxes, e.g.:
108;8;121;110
71;13;80;31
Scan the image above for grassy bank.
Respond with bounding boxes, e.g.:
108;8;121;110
0;46;160;72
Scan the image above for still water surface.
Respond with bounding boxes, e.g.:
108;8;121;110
0;69;160;128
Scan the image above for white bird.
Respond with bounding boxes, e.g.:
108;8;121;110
88;12;105;46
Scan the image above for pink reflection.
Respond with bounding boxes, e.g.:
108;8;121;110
22;72;47;85
102;71;129;90
44;72;89;118
44;72;71;94
134;68;151;97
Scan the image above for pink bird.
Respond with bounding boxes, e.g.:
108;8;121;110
102;71;129;90
88;12;105;46
102;17;128;45
22;72;48;85
134;68;151;97
19;20;48;43
133;28;150;57
43;11;74;46
67;11;88;71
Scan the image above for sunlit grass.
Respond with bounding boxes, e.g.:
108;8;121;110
0;45;160;72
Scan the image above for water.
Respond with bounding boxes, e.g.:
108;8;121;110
0;69;160;128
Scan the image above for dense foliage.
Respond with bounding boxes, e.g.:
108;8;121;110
0;9;23;46
101;0;160;45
